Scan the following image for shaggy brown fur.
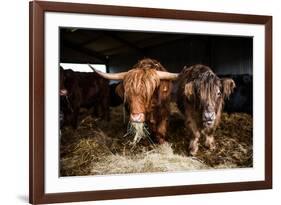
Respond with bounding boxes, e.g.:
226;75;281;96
60;68;110;128
123;68;160;111
117;58;172;144
177;64;235;155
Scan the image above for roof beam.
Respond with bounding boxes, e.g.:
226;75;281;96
104;33;145;54
78;34;103;47
141;36;186;51
62;38;108;63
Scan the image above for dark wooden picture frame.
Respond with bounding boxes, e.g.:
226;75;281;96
29;1;272;204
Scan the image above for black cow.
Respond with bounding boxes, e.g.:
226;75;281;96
218;74;253;115
109;82;123;107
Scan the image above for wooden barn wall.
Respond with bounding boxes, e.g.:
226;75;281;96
108;36;253;75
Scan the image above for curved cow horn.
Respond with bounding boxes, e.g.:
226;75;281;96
88;64;127;80
88;64;96;72
156;71;179;80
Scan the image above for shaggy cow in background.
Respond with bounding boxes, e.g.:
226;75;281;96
108;82;123;107
90;58;178;145
219;74;253;115
60;67;110;129
177;64;235;155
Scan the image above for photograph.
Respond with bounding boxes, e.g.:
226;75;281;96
59;28;253;177
29;1;272;203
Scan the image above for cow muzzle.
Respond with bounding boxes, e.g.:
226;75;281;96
202;111;216;127
130;113;145;123
60;89;68;96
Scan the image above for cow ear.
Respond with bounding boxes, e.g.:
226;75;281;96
115;83;125;100
184;82;193;98
222;78;236;99
158;81;171;103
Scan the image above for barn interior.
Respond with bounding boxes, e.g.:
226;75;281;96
59;28;253;176
60;28;253;74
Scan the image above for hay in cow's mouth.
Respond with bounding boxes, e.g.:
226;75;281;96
60;103;253;176
124;122;151;147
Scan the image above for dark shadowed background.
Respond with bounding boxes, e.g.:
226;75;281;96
60;28;253;74
60;28;253;114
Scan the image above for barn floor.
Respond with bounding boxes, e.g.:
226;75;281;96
60;103;253;176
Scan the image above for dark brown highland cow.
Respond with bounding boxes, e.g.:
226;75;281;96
60;67;110;129
177;65;235;155
90;58;178;144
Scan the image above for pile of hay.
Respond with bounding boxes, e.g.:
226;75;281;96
169;103;253;168
91;143;207;175
60;103;252;176
60;129;206;176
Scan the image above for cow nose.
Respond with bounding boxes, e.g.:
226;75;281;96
60;89;68;96
130;113;145;122
203;112;215;122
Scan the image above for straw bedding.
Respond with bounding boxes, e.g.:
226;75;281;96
60;103;252;176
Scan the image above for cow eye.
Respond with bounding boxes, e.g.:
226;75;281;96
217;91;221;97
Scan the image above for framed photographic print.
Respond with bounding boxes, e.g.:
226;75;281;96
29;1;272;204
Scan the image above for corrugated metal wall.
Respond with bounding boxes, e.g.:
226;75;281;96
109;35;253;75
